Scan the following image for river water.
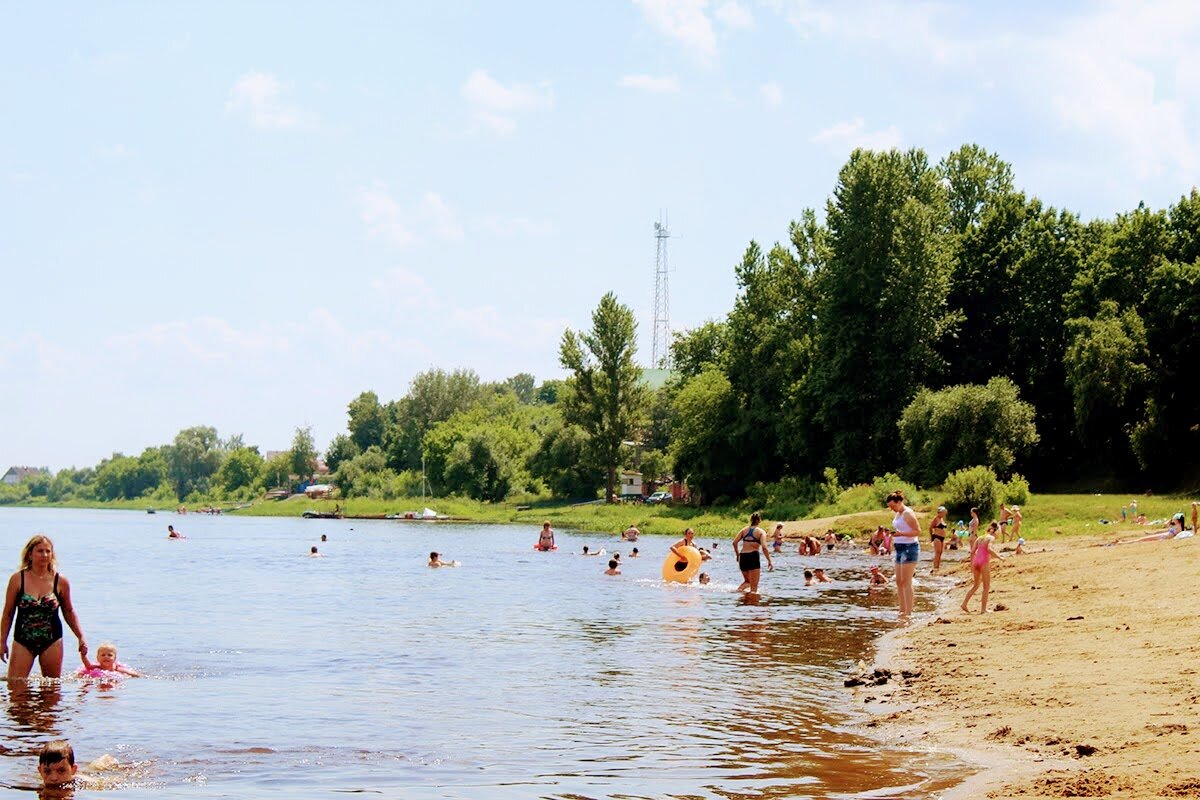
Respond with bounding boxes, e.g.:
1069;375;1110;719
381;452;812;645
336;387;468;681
0;507;966;798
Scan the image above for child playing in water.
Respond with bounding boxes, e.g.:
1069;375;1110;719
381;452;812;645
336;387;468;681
803;570;814;586
78;641;141;678
604;559;621;576
428;552;459;567
38;740;77;790
813;567;831;583
629;547;639;557
868;565;889;586
961;522;1004;613
772;524;784;553
698;572;710;585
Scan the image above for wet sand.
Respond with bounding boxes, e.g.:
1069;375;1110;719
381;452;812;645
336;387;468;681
867;534;1200;798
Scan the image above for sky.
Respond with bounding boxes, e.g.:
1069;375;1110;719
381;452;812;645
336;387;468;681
2;0;1199;470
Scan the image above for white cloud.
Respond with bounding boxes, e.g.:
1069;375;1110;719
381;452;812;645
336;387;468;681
618;74;682;93
358;181;414;247
811;116;902;151
419;192;464;240
633;0;717;62
368;267;439;309
715;1;754;30
224;71;313;130
461;69;553;135
759;82;783;107
358;184;465;246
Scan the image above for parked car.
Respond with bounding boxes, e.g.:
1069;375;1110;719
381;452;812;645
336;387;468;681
646;491;672;504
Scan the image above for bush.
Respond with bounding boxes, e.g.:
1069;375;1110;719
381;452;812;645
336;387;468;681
1003;473;1030;505
744;477;819;521
869;473;920;508
942;465;1001;517
898;377;1039;485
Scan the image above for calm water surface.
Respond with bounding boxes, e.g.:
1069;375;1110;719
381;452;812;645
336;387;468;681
0;508;966;798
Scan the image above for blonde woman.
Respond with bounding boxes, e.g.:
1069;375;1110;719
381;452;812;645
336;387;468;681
1;535;87;679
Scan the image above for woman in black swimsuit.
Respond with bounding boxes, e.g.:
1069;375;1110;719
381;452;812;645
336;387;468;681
929;505;949;572
0;535;87;679
733;512;773;594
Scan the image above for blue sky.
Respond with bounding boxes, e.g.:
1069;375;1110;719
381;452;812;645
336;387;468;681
3;0;1199;469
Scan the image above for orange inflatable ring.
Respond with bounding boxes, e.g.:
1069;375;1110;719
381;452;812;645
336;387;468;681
662;545;702;583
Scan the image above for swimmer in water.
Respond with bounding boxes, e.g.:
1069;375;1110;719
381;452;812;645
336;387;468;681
629;547;639;558
813;567;831;583
428;552;458;568
38;739;77;791
622;523;640;542
868;565;889;586
772;524;784;553
320;534;327;542
804;570;814;586
167;525;182;539
581;546;605;556
78;641;141;678
670;528;697;561
604;559;621;576
309;546;324;558
536;522;556;551
698;572;711;585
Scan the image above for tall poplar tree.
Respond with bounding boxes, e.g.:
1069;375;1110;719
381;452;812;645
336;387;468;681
559;292;646;502
805;148;955;481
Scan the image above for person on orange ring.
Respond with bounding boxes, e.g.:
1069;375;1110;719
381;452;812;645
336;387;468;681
733;511;773;594
535;522;556;551
669;528;696;561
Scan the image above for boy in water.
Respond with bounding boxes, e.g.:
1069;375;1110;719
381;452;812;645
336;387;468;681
868;566;889;585
428;552;457;567
698;572;710;585
813;567;831;583
38;740;77;790
803;569;814;586
604;559;621;576
629;547;639;558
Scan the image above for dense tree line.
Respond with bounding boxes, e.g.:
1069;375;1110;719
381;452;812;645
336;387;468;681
4;144;1195;508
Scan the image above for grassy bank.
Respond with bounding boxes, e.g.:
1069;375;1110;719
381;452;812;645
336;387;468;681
4;492;1193;541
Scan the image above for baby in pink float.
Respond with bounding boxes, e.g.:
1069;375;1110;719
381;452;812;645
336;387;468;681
77;641;141;678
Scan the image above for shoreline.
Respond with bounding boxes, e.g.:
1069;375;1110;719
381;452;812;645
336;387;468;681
866;535;1200;798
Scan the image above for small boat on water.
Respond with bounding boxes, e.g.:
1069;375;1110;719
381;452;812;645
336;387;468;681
302;510;343;520
146;508;156;514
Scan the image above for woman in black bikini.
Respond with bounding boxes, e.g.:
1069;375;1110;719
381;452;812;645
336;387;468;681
733;512;773;594
0;535;87;679
929;505;949;572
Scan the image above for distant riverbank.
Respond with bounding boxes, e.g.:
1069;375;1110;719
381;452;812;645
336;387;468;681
5;492;1193;541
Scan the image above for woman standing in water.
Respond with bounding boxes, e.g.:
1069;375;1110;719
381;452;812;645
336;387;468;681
885;491;921;618
733;512;773;594
928;505;948;573
0;535;87;679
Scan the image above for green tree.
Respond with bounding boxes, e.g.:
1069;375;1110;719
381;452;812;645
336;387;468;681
559;292;647;502
215;446;265;494
669;367;740;503
383;369;484;470
528;421;602;500
806;148;955;480
423;394;546;501
263;451;293;491
1064;300;1150;471
333;446;396;498
289;426;318;480
898;378;1039;485
324;433;359;474
504;373;538;404
939;143;1014;233
165;426;222;500
1130;259;1200;475
670;320;729;380
347;391;387;452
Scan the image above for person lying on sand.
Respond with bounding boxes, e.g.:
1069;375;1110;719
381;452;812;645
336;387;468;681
1106;518;1185;545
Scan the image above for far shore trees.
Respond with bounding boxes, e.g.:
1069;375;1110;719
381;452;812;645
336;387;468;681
559;292;646;503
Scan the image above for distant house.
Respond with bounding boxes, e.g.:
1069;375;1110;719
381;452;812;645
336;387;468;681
619;470;643;498
2;466;46;485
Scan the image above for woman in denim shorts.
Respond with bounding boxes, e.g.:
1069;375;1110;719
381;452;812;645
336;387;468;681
885;490;921;617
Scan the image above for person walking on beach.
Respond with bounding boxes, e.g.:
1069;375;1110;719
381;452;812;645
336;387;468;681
1011;506;1023;541
929;506;949;573
733;512;773;594
962;522;1004;613
884;491;920;617
998;503;1012;542
0;535;88;679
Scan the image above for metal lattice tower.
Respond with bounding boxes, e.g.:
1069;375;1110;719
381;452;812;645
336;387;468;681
651;214;672;369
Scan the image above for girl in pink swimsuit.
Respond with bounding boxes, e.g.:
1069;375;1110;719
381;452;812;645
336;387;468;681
962;522;1004;613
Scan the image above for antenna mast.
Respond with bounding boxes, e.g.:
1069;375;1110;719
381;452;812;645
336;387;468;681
651;213;672;369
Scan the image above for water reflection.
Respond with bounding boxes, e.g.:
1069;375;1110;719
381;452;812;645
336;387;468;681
4;682;67;747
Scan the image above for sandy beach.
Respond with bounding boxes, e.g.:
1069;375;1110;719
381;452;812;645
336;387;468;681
869;533;1200;798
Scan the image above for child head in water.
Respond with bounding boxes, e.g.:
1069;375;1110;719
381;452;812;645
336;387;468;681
95;642;120;672
804;569;814;585
605;559;620;575
38;740;76;788
631;547;639;557
698;572;710;584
